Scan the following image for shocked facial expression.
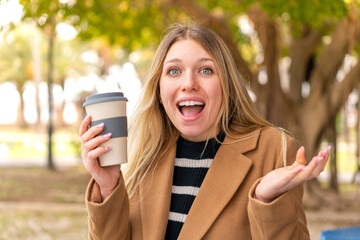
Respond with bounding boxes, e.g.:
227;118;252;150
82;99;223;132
159;39;223;142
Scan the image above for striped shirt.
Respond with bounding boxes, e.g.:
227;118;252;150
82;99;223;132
165;133;224;239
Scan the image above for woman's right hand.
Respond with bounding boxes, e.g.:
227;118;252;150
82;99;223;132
79;115;121;200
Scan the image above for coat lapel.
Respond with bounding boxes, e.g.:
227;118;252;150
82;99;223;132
178;128;261;239
139;146;176;240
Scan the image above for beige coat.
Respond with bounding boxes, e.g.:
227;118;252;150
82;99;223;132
86;127;310;239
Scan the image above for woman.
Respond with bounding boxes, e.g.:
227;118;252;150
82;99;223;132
79;23;330;239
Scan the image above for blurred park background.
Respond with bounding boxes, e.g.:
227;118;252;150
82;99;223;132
0;0;360;239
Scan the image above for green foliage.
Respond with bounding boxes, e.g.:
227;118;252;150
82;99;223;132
69;139;82;159
260;0;348;27
21;0;72;20
194;0;348;26
0;24;34;88
0;22;89;89
67;0;167;51
18;0;352;56
196;0;251;14
53;38;89;86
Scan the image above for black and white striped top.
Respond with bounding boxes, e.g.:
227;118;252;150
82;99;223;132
165;133;225;239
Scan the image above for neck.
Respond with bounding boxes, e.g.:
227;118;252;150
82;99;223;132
180;127;221;142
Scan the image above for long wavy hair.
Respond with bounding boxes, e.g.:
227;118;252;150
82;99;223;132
124;23;273;198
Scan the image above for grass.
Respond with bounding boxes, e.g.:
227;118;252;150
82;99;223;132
0;166;359;239
0;127;359;239
1;126;359;171
0;166;91;203
0;166;90;240
0;210;88;240
0;127;81;159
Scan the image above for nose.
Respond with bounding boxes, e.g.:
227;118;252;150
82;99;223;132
181;71;199;92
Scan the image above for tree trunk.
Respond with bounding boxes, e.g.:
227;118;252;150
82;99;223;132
15;85;27;128
55;79;66;128
16;98;26;128
55;103;66;128
31;25;43;131
247;4;287;127
342;106;350;142
173;0;254;83
289;28;321;104
47;25;56;171
354;84;360;183
328;114;338;191
170;0;360;208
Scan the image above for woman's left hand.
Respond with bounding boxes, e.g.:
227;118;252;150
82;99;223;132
254;146;331;203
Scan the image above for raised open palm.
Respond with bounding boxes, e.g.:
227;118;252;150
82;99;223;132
255;146;331;203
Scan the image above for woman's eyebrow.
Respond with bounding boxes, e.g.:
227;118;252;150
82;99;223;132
164;58;181;65
164;57;214;65
198;57;214;63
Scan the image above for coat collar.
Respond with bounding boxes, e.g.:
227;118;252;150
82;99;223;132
139;128;261;239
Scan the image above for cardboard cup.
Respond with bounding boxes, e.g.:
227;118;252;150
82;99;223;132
83;92;128;166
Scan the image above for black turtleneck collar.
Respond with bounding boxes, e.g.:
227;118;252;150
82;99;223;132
176;132;225;159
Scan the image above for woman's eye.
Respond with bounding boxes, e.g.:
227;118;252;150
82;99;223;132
168;69;180;75
200;68;213;75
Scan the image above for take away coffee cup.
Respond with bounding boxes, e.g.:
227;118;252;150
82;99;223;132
83;92;128;166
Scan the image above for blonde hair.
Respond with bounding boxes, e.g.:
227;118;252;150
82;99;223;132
125;23;274;198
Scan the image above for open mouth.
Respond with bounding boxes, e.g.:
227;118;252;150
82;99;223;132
177;100;205;117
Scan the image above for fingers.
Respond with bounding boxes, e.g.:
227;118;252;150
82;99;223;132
79;115;106;142
315;145;332;172
286;164;304;179
87;145;112;161
82;134;112;172
299;145;332;180
82;144;112;175
259;145;332;199
300;155;319;178
318;145;331;157
79;115;91;136
79;116;113;172
293;146;306;167
285;165;307;188
81;122;105;143
83;133;112;154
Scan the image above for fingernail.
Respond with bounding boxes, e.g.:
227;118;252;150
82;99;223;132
327;145;332;153
317;157;323;165
105;146;112;150
103;133;112;138
97;123;104;128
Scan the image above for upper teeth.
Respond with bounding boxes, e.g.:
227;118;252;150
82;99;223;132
178;101;204;106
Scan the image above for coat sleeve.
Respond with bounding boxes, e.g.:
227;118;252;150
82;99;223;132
86;172;131;240
247;135;310;240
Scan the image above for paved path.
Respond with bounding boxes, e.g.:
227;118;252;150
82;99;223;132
306;209;360;239
1;200;359;240
0;201;86;212
0;156;81;168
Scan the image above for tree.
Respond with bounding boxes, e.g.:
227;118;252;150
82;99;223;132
53;37;89;127
20;0;70;170
21;0;360;207
0;23;34;127
19;0;100;168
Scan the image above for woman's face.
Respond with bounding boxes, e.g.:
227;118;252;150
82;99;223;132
159;39;222;141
